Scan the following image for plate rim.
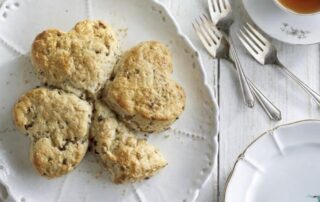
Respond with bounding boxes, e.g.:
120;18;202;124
0;0;220;201
223;119;320;202
242;0;320;45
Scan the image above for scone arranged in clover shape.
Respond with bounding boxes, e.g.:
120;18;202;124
31;20;118;98
103;41;186;133
90;101;167;183
13;88;92;178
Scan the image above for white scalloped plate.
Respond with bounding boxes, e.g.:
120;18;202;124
243;0;320;45
225;120;320;202
0;0;219;201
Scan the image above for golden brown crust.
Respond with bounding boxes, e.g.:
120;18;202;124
31;20;118;98
13;87;92;178
31;138;88;178
103;41;186;132
90;101;167;183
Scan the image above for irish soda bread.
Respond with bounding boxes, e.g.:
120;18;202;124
13;87;92;178
31;20;118;98
90;101;167;183
103;41;186;133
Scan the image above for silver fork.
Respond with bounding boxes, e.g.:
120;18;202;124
238;23;320;106
193;16;282;121
208;0;233;32
208;0;254;108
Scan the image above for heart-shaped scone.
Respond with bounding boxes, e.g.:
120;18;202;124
13;88;92;178
90;101;167;183
103;41;186;133
31;20;118;98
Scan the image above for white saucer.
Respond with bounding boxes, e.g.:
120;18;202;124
225;120;320;202
243;0;320;45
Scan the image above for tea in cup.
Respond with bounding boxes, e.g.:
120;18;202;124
274;0;320;15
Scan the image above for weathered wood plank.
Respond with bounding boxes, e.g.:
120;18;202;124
218;0;320;201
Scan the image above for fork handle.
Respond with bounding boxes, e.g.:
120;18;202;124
247;79;282;121
277;62;320;106
229;40;255;108
228;37;281;120
228;57;282;120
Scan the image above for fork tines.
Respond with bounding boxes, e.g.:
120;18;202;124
208;0;230;14
192;14;222;46
237;23;270;56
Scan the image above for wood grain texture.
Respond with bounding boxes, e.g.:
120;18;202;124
219;0;320;201
2;0;318;201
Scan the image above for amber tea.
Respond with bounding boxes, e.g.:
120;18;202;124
277;0;320;14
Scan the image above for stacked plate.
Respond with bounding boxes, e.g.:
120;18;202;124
225;120;320;202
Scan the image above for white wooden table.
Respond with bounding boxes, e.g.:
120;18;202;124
158;0;320;201
0;0;318;201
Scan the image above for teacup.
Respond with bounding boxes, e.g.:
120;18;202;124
273;0;320;15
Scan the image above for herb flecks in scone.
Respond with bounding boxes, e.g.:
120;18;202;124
104;41;186;133
31;20;118;98
13;87;92;178
90;101;167;183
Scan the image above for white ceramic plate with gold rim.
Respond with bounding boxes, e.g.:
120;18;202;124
225;120;320;202
243;0;320;45
0;0;219;201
